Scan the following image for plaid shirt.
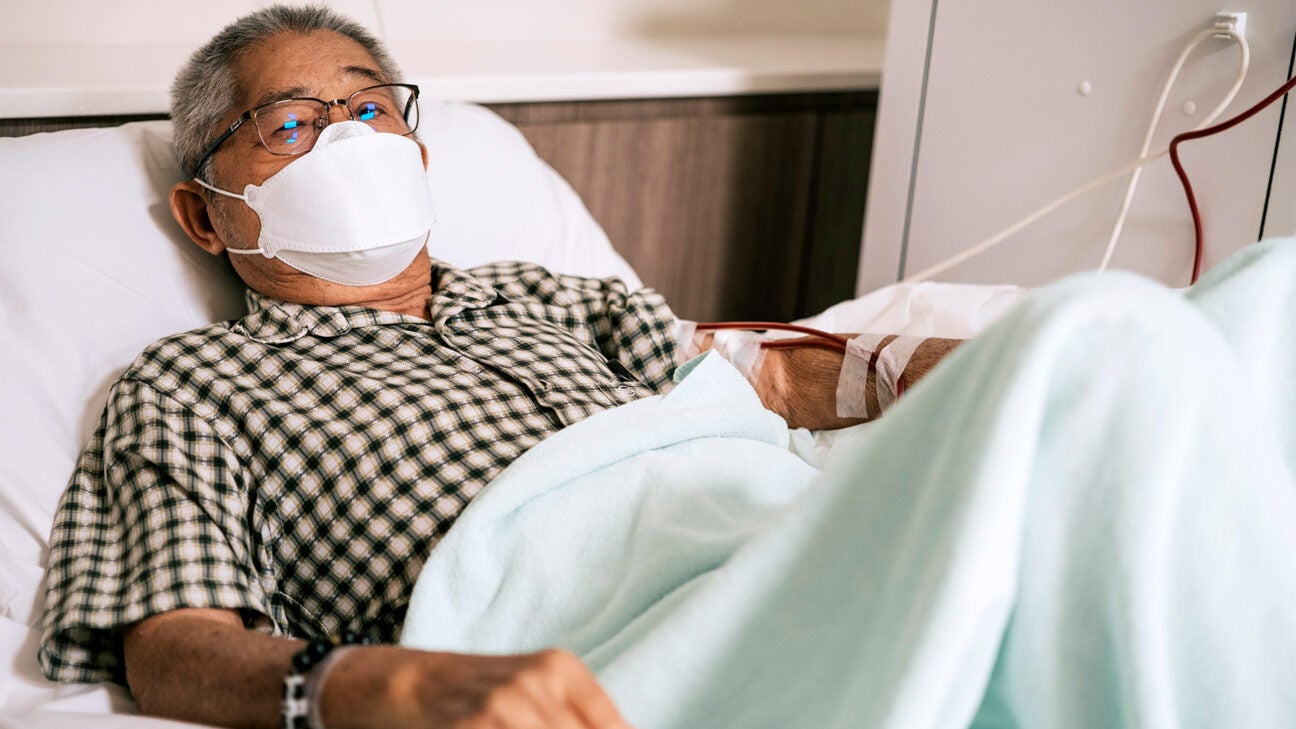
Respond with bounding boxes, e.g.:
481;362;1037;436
39;261;678;684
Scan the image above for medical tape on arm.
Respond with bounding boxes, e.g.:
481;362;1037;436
672;319;770;388
673;319;702;363
874;335;925;412
836;333;887;419
710;329;768;388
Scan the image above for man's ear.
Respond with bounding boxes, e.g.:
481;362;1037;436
417;139;428;170
169;180;227;255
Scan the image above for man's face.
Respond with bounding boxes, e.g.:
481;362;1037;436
188;29;431;305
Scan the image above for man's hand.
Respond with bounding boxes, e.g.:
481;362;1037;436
753;345;864;431
124;609;631;729
751;335;964;430
327;646;631;729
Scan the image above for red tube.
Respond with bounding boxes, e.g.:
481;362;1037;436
759;338;849;354
1170;73;1296;284
694;321;849;345
694;321;850;354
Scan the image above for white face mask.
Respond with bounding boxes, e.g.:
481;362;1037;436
195;121;436;287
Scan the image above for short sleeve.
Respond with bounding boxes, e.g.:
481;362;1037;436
39;379;273;684
552;273;680;392
466;261;680;392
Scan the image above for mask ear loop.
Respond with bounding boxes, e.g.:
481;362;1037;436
191;178;268;257
193;177;248;201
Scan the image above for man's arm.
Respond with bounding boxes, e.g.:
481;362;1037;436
753;336;964;431
125;609;630;729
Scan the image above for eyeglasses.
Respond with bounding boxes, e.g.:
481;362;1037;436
195;83;420;173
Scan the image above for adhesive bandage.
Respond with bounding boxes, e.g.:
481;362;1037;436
874;335;925;412
836;334;927;419
836;333;887;419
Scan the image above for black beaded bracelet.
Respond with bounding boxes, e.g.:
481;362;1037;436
283;631;369;729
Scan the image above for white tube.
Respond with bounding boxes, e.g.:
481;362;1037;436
904;28;1251;284
904;154;1164;283
1099;28;1250;272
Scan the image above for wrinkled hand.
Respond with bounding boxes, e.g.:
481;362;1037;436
753;345;864;431
326;646;633;729
753;335;964;428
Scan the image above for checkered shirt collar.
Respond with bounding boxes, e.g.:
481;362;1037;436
236;262;501;344
428;262;501;325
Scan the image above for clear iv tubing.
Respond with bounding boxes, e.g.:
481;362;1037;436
904;27;1249;284
1099;28;1250;271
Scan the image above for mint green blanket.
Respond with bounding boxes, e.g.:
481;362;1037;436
403;240;1296;729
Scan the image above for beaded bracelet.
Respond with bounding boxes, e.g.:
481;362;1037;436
283;631;369;729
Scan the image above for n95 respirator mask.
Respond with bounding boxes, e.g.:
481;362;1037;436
195;121;436;287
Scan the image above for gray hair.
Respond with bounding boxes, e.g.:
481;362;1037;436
170;4;402;179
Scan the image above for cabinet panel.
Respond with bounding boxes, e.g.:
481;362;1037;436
799;107;874;317
518;111;816;321
493;92;875;322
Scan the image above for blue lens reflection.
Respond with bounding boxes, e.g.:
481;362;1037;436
284;112;299;144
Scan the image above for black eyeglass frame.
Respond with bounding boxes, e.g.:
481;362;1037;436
194;82;421;175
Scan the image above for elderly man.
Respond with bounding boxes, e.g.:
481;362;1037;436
37;6;961;729
35;4;1296;729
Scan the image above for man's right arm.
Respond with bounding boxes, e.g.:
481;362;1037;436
124;609;631;729
683;329;964;430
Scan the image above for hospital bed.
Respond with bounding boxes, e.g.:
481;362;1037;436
0;101;1024;728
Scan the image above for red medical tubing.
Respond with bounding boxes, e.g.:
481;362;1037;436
694;322;849;353
760;338;850;354
1170;72;1296;284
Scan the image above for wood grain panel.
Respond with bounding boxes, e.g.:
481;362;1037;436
492;93;874;125
0;114;167;138
510;107;819;321
798;107;875;317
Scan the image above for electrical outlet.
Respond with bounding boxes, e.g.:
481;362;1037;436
1214;11;1248;39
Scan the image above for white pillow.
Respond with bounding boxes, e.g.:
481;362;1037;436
0;102;638;627
419;102;641;288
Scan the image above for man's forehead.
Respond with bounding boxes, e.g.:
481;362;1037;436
233;31;387;109
248;66;386;108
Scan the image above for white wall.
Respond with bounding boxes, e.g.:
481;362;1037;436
380;0;882;41
0;0;885;114
860;0;1296;291
0;0;885;46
